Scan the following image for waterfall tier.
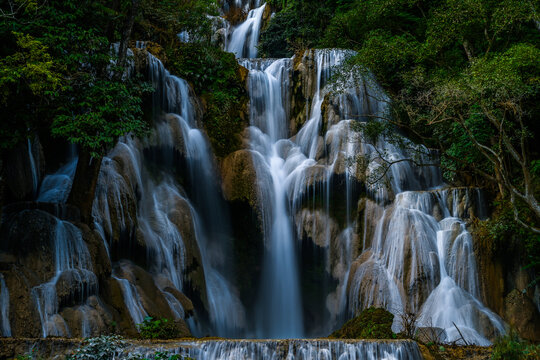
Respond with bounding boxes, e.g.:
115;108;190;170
129;339;423;360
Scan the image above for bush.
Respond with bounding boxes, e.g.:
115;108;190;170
137;316;180;340
129;351;191;360
67;335;192;360
492;330;540;360
167;42;247;157
329;307;396;339
68;335;126;360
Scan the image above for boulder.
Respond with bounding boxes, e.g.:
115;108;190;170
1;269;41;337
295;208;338;248
55;269;98;308
60;296;114;338
1;209;60;283
221;150;260;208
504;289;540;341
112;260;192;338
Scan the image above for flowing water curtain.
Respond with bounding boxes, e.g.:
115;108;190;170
31;219;97;337
239;43;505;343
124;339;423;360
91;49;246;337
226;2;267;58
0;274;11;337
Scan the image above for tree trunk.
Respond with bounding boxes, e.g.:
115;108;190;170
116;0;141;72
68;149;102;224
463;40;474;61
105;0;121;43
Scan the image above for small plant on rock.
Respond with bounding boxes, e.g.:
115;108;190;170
137;316;180;340
67;335;126;360
329;307;396;339
492;330;540;360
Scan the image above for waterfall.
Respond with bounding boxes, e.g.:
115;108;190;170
0;274;11;337
238;46;504;344
242;58;304;338
127;339;423;360
114;276;149;327
30;219;97;337
226;2;266;58
241;50;377;337
28;139;39;197
93;49;245;337
37;157;78;203
345;106;505;344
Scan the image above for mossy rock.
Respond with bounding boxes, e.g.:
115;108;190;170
329;307;395;339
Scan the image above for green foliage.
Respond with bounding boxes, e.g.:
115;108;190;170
492;330;540;360
319;0;540;237
67;335;193;360
168;42;247;157
329;307;396;339
15;348;43;360
68;335;126;360
52;78;152;156
137;316;180;339
128;351;191;360
259;0;350;57
0;31;63;149
0;0;220;156
477;200;540;280
0;32;62;105
0;0;155;155
137;0;218;44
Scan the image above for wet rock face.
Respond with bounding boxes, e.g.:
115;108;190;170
504;289;540;341
1;209;59;282
112;260;192;338
220;150;265;309
93;147;140;261
0;209;116;338
3;139;44;202
221;149;260;208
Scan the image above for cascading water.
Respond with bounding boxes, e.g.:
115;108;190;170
332;70;506;344
240;50;377;337
128;339;423;360
114;276;149;326
226;1;266;58
4;1;507;347
28;139;39;197
92;49;245;336
0;274;11;337
37;157;78;203
241;58;304;338
30;219;97;337
238;44;504;345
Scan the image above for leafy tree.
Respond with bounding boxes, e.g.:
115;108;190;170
322;0;540;233
0;0;217;220
259;0;351;57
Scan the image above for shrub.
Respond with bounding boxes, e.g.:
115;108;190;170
492;330;540;360
137;316;180;340
167;42;248;157
329;307;396;339
66;335;194;360
128;351;189;360
67;335;126;360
